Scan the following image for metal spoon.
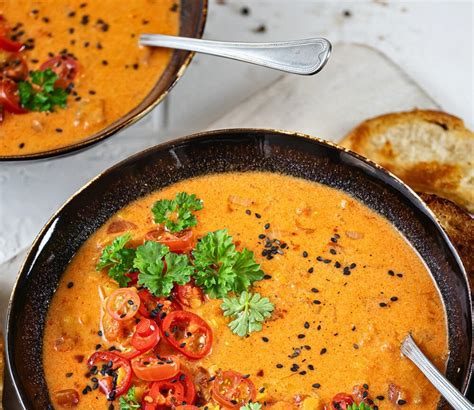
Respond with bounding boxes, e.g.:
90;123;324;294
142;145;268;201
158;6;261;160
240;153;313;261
139;34;331;75
401;334;473;410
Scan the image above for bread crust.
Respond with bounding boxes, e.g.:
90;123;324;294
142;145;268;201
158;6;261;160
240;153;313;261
341;109;474;212
419;193;473;287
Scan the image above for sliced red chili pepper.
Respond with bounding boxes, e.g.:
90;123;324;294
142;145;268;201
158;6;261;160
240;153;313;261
142;380;185;409
145;228;195;253
131;318;160;352
331;393;355;410
173;280;205;309
87;351;132;400
40;55;79;88
162;311;213;360
106;288;141;321
166;369;196;405
211;370;257;409
131;355;180;382
0;79;27;114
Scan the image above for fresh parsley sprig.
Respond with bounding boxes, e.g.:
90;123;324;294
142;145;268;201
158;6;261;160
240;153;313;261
118;386;140;410
18;69;68;112
134;241;193;297
193;229;264;298
152;192;203;233
221;291;274;337
96;233;136;287
97;234;192;296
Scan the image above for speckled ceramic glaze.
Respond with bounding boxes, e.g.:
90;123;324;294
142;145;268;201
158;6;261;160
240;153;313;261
6;129;472;409
0;0;207;161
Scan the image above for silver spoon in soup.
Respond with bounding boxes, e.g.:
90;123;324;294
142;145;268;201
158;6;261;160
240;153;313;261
401;334;473;410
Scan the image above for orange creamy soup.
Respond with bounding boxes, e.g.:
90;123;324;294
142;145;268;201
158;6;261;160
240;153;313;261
43;172;448;409
0;0;179;155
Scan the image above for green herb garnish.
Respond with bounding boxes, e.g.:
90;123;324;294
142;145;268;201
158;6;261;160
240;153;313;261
347;404;374;410
134;241;193;297
18;68;68;112
221;291;274;337
241;403;262;410
152;192;203;233
193;229;264;298
96;233;136;287
118;386;140;410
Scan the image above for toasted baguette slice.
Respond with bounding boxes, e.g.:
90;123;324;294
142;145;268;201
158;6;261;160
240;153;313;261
420;192;473;280
341;110;474;212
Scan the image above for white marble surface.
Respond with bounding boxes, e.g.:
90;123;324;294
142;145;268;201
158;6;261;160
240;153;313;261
0;0;473;265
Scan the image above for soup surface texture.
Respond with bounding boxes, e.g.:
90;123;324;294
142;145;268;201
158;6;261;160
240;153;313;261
0;0;179;156
43;172;448;409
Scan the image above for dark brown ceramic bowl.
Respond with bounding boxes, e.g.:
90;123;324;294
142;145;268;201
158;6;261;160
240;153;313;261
6;129;473;408
0;0;207;162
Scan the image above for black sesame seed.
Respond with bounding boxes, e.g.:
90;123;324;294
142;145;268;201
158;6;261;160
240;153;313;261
65;372;73;378
302;251;308;258
335;261;342;268
379;302;387;307
297;334;305;339
363;383;369;390
307;267;314;273
329;248;337;255
261;337;269;342
308;364;314;370
397;400;407;405
313;300;321;305
388;270;395;276
311;288;319;293
264;223;270;229
258;234;266;239
350;263;357;269
55;128;63;133
312;383;321;389
390;296;398;302
376;395;385;400
67;281;74;288
263;274;272;280
276;363;283;368
304;321;310;329
320;348;327;355
245;209;251;215
255;213;261;219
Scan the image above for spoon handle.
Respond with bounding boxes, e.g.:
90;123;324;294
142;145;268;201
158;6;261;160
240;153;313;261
140;34;331;75
401;334;473;410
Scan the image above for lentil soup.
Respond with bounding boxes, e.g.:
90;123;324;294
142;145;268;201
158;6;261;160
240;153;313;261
43;172;448;409
0;0;179;156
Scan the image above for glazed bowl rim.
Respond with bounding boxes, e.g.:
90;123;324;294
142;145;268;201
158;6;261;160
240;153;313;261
6;128;473;407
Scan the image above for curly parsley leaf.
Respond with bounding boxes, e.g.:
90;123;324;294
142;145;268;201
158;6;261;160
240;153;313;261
135;241;192;297
241;403;262;410
18;68;68;112
221;291;274;337
192;229;237;298
118;386;140;410
152;192;203;233
193;230;264;298
232;248;265;294
96;233;136;287
347;404;374;410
